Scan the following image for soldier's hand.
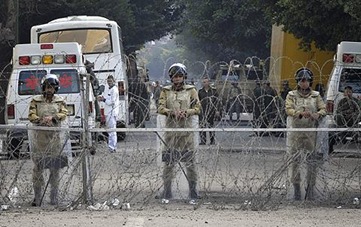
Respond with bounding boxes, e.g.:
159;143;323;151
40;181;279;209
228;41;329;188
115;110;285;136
302;111;312;118
178;110;187;119
311;113;320;121
39;116;53;126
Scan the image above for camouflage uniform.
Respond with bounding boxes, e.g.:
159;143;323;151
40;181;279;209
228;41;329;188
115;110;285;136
158;84;201;199
28;94;68;205
227;85;242;120
285;89;326;200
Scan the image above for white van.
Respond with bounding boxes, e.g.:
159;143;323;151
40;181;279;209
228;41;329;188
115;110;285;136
6;42;96;158
325;41;361;151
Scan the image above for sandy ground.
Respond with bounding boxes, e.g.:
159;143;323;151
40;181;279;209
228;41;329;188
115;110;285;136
1;204;360;227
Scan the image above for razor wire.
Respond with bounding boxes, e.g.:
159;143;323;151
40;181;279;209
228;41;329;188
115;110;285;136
1;60;361;213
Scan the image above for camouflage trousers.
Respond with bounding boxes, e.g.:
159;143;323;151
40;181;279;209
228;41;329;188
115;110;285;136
32;157;60;191
287;131;320;186
163;158;198;184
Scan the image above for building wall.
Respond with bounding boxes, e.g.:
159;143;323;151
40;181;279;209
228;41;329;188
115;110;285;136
269;25;334;92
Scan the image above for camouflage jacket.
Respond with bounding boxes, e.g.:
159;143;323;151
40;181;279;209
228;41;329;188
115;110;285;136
285;89;326;128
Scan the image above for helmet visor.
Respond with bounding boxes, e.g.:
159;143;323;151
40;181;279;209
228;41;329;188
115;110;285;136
169;66;187;77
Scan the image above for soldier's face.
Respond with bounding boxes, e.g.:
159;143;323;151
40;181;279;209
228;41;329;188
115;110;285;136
172;74;184;84
299;79;310;89
44;84;55;95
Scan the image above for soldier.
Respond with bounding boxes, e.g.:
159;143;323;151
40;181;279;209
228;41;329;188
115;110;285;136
285;68;326;200
28;74;68;206
227;82;242;121
333;86;361;145
97;75;120;153
280;80;291;101
198;76;220;145
128;77;150;128
263;80;277;130
153;81;162;108
158;63;201;201
335;86;361;128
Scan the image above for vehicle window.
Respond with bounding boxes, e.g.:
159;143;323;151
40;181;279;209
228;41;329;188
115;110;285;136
38;28;112;54
18;70;80;95
220;69;240;81
50;69;80;93
18;70;47;95
338;68;361;93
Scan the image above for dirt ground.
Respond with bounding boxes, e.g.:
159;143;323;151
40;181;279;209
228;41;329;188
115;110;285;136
1;203;360;227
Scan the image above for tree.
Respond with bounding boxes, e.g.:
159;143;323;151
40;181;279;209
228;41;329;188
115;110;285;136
259;0;361;51
0;0;185;68
176;0;272;62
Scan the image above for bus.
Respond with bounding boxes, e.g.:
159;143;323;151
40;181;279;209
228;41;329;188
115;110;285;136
30;15;128;139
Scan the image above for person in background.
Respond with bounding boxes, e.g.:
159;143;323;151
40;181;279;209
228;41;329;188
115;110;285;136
285;68;326;200
28;74;68;206
158;63;201;202
314;83;325;99
335;86;361;128
153;81;162;108
252;80;265;135
263;80;277;131
280;80;291;101
278;80;292;131
128;77;150;128
227;82;242;121
198;76;220;145
98;75;120;153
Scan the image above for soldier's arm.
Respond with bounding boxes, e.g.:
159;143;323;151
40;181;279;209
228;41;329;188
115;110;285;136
316;95;326;117
54;100;68;122
28;99;41;124
285;92;299;117
157;89;171;116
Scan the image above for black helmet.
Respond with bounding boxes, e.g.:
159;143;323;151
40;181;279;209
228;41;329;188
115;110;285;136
41;74;60;92
168;63;187;79
295;68;313;83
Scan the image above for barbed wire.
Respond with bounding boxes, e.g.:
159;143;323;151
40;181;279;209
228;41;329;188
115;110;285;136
1;60;361;212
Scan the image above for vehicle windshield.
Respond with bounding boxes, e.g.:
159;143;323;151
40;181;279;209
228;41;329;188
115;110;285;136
18;69;80;95
338;68;361;94
220;69;240;81
38;28;112;54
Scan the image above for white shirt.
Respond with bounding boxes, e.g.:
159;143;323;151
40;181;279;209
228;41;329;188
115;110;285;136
104;85;120;117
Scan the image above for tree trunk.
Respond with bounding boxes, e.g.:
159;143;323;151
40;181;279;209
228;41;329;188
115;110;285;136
0;0;16;44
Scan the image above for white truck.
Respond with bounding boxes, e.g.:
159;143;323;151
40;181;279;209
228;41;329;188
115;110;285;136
325;41;361;151
5;42;97;158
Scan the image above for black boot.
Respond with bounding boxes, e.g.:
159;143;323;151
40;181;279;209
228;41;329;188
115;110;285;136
293;183;301;201
162;181;172;199
31;186;42;207
50;187;58;205
210;133;215;145
189;181;200;199
305;184;315;201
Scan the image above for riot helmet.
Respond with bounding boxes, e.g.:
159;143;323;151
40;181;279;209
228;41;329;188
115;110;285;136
168;63;187;79
295;68;313;83
41;74;60;92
